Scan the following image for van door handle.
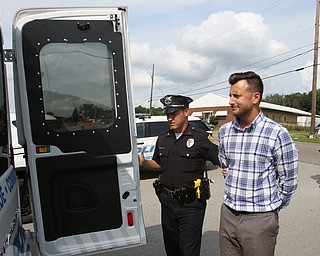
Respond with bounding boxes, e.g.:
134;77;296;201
137;142;144;145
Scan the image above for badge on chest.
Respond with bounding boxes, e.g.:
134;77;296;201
186;138;194;148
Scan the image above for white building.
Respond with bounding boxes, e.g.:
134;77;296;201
189;92;318;127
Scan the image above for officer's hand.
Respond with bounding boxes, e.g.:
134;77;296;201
138;148;145;167
221;168;227;177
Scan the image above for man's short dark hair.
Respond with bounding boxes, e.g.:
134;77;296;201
228;71;264;99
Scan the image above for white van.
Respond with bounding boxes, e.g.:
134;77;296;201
2;6;146;255
0;27;30;256
136;115;212;161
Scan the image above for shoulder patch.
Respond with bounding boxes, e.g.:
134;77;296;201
207;134;217;145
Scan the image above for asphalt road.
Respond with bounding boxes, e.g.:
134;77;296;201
99;141;320;256
25;141;320;256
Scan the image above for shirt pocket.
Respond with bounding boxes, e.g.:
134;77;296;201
180;150;198;172
158;149;169;170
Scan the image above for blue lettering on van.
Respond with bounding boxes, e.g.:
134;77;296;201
137;145;155;154
6;170;17;193
0;170;18;212
0;185;7;210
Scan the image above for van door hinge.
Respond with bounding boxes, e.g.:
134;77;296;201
110;14;121;32
3;49;13;62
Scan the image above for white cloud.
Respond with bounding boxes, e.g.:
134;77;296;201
0;0;316;107
131;10;290;104
301;60;314;92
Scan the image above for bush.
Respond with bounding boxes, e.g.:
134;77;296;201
285;125;308;132
209;116;219;126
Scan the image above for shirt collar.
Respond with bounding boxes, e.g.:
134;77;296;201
166;124;193;137
232;111;264;132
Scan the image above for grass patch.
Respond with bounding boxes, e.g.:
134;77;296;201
290;132;320;144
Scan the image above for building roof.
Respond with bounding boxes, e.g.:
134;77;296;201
190;92;313;117
260;102;313;116
190;93;229;108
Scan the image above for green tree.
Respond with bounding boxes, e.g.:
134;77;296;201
135;105;149;114
264;89;320;115
209;116;219;126
135;105;164;116
151;107;165;116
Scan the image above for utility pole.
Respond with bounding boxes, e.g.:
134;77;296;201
310;0;320;138
149;63;155;115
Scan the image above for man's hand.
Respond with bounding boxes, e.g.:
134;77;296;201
138;148;161;171
221;168;227;177
138;148;145;167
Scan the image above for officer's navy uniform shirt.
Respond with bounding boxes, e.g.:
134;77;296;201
153;124;220;189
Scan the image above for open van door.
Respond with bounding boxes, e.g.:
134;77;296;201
0;26;29;255
12;7;146;255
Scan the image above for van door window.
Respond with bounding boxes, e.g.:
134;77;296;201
40;43;115;132
148;122;169;137
21;19;131;156
136;122;169;138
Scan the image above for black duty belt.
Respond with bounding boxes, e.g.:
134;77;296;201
153;179;205;204
162;186;186;199
162;185;196;204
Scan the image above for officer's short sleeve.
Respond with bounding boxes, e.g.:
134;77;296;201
152;137;160;164
202;133;220;166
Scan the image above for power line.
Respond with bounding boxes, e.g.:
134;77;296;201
255;48;313;72
153;0;312;71
143;3;313;99
162;44;313;97
262;64;313;80
178;47;313;94
135;0;314;106
146;63;315;105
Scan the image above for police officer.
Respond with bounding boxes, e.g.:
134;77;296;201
139;95;220;256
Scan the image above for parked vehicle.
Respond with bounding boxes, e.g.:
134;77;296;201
135;115;214;164
1;6;146;255
0;26;30;256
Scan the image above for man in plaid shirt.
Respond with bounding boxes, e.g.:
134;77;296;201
218;71;298;256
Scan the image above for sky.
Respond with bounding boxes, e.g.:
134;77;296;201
0;0;317;109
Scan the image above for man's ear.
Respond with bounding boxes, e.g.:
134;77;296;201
253;92;261;104
184;108;190;116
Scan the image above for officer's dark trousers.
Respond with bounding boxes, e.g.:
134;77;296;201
159;193;206;256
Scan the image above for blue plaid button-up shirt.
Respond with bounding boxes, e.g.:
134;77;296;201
218;112;298;212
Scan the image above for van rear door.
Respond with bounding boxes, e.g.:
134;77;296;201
12;7;146;255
